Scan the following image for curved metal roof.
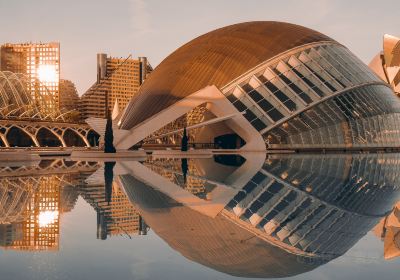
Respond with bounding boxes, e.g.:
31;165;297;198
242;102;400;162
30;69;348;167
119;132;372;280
120;21;334;129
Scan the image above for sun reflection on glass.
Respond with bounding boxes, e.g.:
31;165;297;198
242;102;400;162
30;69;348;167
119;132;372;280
37;64;58;83
38;210;59;227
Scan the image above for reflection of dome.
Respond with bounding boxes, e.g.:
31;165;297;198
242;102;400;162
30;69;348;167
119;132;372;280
116;21;400;151
0;71;67;120
118;153;400;278
120;175;323;278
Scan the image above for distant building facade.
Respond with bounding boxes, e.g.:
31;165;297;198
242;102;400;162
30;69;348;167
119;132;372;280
80;54;151;119
59;79;79;111
0;42;60;111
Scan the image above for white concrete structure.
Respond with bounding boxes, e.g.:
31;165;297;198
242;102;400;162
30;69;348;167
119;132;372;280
369;34;400;94
114;85;266;151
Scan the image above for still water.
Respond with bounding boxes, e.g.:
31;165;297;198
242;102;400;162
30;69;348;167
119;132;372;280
0;153;399;280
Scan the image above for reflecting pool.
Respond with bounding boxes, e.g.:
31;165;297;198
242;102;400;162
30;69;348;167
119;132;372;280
0;153;399;280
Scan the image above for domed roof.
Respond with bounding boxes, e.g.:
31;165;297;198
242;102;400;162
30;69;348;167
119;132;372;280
120;21;334;129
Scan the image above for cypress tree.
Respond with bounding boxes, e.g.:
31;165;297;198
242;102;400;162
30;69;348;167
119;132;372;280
181;127;188;151
104;114;116;153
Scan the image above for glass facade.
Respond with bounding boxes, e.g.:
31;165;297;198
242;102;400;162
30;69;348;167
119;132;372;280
266;85;400;148
222;43;397;149
225;153;400;257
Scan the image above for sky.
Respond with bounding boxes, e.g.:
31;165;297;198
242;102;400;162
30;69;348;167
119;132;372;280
0;0;399;94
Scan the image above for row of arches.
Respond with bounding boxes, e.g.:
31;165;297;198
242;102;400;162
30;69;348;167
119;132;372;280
0;126;99;148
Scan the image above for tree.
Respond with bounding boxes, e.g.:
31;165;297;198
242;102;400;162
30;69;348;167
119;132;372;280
104;161;116;204
181;127;188;151
104;114;116;153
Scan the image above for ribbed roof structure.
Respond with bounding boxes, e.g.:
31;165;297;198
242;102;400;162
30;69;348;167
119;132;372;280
120;21;333;129
0;71;70;121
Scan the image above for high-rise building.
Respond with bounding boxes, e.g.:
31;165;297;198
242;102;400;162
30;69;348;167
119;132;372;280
79;54;151;119
0;42;60;111
59;79;79;111
79;182;148;240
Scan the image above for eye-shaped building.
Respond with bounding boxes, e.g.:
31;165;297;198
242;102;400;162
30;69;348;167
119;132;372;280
115;21;400;151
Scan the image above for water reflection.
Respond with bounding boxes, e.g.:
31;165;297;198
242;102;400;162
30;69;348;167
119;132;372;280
116;153;400;278
374;201;400;260
0;154;399;279
0;159;147;251
0;159;97;251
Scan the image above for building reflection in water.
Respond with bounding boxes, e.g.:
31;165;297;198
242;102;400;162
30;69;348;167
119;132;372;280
116;153;400;278
1;154;400;278
374;201;400;260
80;180;149;240
0;159;148;251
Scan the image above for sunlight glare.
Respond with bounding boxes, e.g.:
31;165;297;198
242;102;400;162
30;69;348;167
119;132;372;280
38;210;59;227
37;64;58;83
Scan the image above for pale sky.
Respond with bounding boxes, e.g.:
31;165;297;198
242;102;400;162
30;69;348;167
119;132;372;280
1;0;399;94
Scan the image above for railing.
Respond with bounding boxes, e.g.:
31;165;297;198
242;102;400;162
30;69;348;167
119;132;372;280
188;143;221;149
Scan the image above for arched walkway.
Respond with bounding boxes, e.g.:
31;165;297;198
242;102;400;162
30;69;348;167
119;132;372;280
63;129;86;147
6;127;36;147
36;127;63;147
87;130;100;147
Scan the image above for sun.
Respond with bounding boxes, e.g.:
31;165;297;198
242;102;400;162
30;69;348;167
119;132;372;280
37;64;58;83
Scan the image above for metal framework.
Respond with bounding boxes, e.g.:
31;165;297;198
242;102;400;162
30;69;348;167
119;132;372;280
0;119;98;147
0;71;74;121
0;159;99;225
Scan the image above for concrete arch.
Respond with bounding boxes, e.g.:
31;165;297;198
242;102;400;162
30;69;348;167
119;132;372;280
0;120;98;148
36;127;64;147
63;128;89;147
0;134;6;147
6;126;38;147
87;130;100;147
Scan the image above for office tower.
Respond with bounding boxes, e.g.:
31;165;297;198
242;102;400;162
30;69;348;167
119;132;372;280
59;79;80;111
0;42;60;111
79;54;151;119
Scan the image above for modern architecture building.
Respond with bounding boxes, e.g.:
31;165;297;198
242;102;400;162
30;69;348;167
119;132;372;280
0;71;99;147
80;54;152;119
369;34;400;96
117;152;400;278
108;21;400;151
59;79;80;113
0;42;60;111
